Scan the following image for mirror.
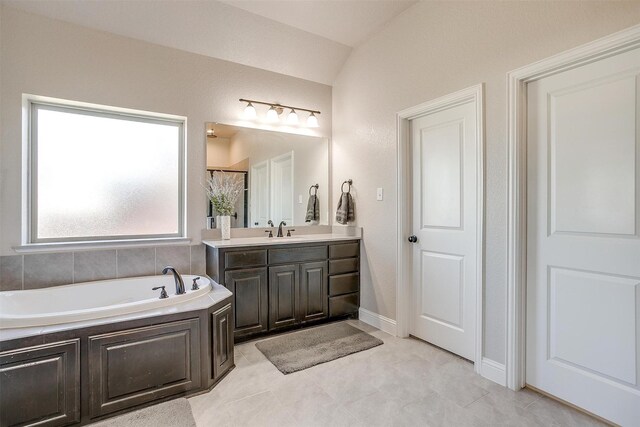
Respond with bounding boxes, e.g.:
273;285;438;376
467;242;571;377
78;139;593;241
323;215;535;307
206;123;329;228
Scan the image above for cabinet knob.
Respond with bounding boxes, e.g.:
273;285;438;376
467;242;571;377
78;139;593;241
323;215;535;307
408;235;418;243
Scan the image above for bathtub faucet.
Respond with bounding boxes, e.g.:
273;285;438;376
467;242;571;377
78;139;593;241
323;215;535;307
162;266;186;295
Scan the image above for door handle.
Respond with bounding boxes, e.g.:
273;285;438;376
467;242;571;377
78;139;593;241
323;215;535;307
408;235;418;243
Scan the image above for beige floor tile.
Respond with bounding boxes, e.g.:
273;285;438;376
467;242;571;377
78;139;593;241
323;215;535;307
225;391;297;427
188;321;610;427
341;389;425;426
525;397;608;427
466;393;551;426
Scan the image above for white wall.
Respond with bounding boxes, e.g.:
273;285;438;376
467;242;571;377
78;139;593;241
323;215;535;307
331;1;640;363
0;6;332;254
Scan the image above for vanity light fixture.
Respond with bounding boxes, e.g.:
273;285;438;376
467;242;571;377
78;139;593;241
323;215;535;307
287;109;299;124
307;112;319;128
243;101;257;119
238;98;320;127
266;105;280;122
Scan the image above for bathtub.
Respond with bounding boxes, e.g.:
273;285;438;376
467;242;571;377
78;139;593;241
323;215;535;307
0;275;213;329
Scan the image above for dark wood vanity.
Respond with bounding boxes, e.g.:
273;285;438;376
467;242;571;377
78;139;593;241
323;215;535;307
0;294;234;427
206;238;361;342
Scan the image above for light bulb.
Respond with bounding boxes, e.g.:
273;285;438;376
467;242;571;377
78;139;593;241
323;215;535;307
307;112;319;128
266;106;279;122
244;102;257;119
287;109;298;124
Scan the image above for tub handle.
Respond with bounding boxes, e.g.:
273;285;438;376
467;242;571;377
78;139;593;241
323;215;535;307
192;277;200;291
152;286;169;299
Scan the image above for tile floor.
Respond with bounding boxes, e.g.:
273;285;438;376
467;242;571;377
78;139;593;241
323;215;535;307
188;320;607;426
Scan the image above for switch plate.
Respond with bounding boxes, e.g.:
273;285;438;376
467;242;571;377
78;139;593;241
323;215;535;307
376;187;383;201
298;195;303;204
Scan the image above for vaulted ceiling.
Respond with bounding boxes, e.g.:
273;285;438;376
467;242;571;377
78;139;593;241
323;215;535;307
2;0;417;85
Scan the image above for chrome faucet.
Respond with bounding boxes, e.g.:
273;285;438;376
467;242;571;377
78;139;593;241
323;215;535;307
162;266;186;295
277;221;287;237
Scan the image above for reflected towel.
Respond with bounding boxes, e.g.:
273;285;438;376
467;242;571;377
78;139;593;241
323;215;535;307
335;192;354;225
305;195;320;222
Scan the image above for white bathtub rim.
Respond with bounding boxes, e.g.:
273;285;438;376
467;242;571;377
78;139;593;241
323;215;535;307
0;275;220;329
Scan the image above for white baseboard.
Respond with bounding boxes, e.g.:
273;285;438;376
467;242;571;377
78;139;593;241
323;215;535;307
358;308;397;336
480;357;506;386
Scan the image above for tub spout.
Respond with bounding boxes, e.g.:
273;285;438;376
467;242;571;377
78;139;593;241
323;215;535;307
162;266;186;295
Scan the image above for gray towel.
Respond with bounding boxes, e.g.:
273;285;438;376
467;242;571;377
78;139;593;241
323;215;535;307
305;195;319;222
335;192;354;225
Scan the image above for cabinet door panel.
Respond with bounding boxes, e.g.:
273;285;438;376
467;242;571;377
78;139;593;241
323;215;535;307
225;268;268;337
269;246;327;264
300;261;328;323
0;340;80;427
329;242;359;259
329;293;359;317
88;319;200;418
329;258;359;275
269;264;299;330
329;272;360;296
211;303;234;382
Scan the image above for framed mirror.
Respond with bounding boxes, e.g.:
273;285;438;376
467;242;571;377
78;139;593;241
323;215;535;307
205;123;329;228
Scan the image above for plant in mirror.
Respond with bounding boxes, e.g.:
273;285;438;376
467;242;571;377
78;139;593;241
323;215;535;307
205;123;329;229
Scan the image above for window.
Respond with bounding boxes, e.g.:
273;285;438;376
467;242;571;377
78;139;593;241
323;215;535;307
28;98;185;243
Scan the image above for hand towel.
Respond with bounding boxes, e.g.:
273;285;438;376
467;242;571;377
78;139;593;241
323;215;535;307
305;194;319;222
335;192;354;225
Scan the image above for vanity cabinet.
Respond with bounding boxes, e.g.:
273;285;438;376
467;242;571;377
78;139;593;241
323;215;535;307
206;239;359;341
0;340;80;427
300;261;329;323
224;267;268;336
269;264;299;330
211;303;234;382
328;242;360;317
87;319;201;418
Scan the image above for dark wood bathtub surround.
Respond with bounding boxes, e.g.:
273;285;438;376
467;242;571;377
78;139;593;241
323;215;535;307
0;293;234;427
0;244;207;291
206;239;361;342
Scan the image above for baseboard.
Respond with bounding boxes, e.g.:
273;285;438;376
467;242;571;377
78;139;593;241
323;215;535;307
480;357;506;386
358;308;397;336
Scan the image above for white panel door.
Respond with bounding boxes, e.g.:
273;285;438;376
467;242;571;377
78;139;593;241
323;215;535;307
250;160;269;227
270;151;294;225
526;46;640;426
411;100;478;360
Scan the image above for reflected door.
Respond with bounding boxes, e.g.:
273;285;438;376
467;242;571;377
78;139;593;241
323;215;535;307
526;47;640;425
270;151;294;225
250;161;270;227
410;100;478;361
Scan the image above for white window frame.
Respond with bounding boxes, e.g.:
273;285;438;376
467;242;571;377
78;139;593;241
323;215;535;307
23;95;187;247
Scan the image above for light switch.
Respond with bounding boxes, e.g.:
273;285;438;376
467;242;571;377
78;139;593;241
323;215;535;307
376;187;383;201
298;195;303;204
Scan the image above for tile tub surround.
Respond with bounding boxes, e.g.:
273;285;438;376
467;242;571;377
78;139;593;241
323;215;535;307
189;320;607;427
0;244;207;291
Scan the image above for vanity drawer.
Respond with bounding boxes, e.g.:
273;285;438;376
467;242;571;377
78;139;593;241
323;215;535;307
329;258;359;275
329;273;359;296
225;250;267;269
329;293;359;317
329;242;359;259
269;246;327;264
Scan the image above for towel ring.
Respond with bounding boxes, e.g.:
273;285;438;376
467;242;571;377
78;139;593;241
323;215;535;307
341;179;353;193
309;184;319;196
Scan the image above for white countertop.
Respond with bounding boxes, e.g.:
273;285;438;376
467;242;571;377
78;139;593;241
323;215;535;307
202;233;361;249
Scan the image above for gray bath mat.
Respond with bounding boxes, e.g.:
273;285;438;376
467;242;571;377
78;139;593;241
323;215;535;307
255;322;383;374
92;398;196;427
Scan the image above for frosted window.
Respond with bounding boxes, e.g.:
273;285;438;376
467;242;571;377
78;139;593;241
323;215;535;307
31;103;184;242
